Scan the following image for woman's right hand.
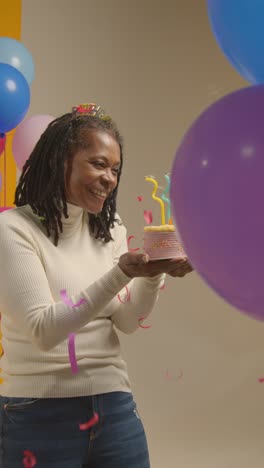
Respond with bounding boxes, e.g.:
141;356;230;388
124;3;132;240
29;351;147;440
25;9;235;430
118;252;190;279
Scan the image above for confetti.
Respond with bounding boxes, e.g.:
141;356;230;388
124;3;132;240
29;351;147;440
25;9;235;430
68;333;79;374
138;316;152;329
137;196;143;202
23;450;37;468
60;289;87;308
127;235;140;252
144;210;153;225
79;412;99;430
258;377;264;383
117;286;130;304
160;283;166;290
164;370;183;382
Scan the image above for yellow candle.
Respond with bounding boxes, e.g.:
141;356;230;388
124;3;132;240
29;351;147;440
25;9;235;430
145;176;166;225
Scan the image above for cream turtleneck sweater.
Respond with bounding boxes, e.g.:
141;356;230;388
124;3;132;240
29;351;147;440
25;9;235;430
0;204;164;398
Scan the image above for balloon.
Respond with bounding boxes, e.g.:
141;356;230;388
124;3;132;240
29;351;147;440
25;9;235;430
0;37;34;85
0;63;30;133
0;134;6;157
170;85;264;321
12;114;55;171
207;0;264;84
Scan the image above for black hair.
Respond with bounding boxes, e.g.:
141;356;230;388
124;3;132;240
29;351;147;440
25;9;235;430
15;112;123;246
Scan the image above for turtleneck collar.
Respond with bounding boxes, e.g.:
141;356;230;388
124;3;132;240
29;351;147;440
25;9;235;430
24;202;88;239
60;203;87;237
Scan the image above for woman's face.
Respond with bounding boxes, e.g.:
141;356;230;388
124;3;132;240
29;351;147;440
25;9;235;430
64;129;121;213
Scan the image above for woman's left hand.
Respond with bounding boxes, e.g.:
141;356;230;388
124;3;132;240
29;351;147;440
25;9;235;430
165;258;193;278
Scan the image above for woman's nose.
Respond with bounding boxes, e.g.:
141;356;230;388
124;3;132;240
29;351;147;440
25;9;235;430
101;169;116;185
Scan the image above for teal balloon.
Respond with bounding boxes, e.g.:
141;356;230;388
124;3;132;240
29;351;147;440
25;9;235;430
0;63;30;133
0;37;34;85
207;0;264;84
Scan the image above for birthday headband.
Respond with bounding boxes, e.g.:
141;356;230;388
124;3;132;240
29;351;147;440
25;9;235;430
71;103;111;121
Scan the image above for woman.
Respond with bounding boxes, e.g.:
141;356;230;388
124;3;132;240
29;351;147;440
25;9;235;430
0;103;192;467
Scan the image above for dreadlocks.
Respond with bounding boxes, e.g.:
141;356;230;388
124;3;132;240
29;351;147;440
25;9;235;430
15;112;124;246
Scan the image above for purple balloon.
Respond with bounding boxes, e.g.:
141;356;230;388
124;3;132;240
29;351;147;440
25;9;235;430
170;85;264;321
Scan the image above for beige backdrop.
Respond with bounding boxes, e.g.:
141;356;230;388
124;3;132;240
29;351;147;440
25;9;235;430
21;1;264;467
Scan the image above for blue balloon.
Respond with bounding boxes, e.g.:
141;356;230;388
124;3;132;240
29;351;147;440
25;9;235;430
0;63;30;133
207;0;264;84
0;37;34;85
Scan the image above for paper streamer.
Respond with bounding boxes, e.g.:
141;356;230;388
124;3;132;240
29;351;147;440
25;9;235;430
0;311;3;383
68;333;79;374
60;289;86;308
79;412;99;430
0;0;21;208
127;235;140;252
144;210;153;225
117;286;130;304
23;450;37;468
138;317;152;329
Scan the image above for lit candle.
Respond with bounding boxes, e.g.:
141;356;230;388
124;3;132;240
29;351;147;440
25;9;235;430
161;173;171;223
145;176;166;225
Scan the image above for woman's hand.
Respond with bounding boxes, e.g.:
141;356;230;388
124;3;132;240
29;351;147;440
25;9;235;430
165;258;193;278
118;252;193;279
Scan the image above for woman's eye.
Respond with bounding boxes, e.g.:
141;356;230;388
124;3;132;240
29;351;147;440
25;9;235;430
92;162;120;175
112;169;120;176
93;162;104;168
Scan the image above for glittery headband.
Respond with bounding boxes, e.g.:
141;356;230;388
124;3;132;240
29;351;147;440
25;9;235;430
71;103;111;121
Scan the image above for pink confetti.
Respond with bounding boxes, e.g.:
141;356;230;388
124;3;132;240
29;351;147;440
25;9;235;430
144;210;153;225
127;235;140;252
165;370;183;381
60;289;86;308
79;412;99;430
23;450;37;468
137;196;143;202
258;377;264;383
160;283;166;290
138;316;152;329
68;333;79;374
117;286;130;304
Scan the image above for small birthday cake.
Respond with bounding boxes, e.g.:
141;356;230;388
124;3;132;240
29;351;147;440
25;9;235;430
143;175;186;260
143;225;185;260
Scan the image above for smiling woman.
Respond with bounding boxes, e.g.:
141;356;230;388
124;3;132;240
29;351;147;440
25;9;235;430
64;130;121;215
15;104;124;245
0;103;192;468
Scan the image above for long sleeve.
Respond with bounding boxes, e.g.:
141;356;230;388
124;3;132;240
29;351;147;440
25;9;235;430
0;205;165;398
0;222;131;351
111;220;165;334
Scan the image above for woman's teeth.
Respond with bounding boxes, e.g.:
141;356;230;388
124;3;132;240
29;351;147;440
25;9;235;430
91;189;107;198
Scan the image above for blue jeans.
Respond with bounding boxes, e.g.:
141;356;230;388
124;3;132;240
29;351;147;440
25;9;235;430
0;391;150;467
